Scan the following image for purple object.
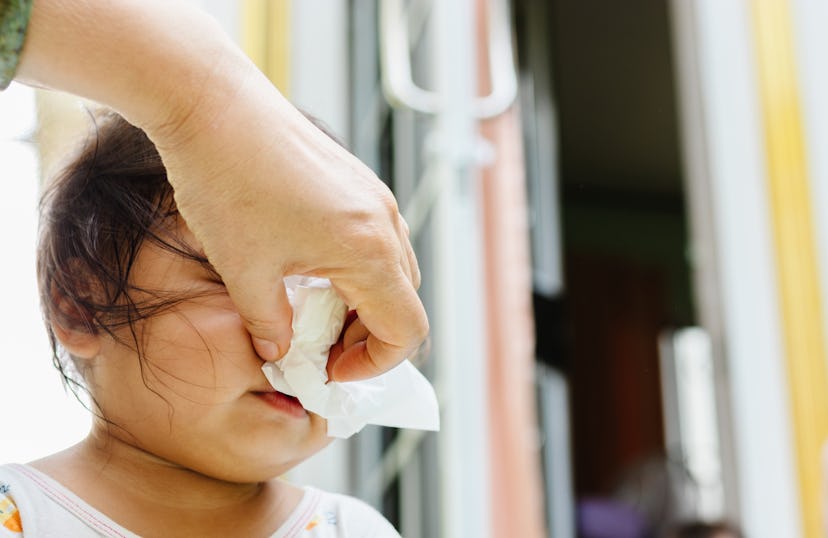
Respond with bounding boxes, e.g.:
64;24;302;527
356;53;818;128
577;498;648;538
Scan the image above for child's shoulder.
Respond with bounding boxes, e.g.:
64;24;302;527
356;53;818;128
280;486;401;538
0;463;138;538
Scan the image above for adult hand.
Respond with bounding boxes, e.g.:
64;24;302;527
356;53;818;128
15;0;428;381
149;63;428;381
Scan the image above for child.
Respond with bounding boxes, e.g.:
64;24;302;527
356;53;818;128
0;112;401;537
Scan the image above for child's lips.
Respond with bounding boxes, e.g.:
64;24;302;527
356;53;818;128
253;390;307;418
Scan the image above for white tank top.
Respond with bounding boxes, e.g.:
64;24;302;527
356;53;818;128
0;464;399;537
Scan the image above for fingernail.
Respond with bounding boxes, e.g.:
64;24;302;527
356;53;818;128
253;338;280;361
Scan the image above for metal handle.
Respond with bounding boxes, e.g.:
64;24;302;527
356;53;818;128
380;0;518;118
379;0;441;114
475;0;518;118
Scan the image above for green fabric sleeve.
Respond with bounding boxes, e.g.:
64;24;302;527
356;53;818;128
0;0;34;90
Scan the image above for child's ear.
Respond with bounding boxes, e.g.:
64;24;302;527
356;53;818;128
49;281;101;360
51;319;101;360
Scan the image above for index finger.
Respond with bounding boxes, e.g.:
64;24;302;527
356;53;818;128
328;274;428;381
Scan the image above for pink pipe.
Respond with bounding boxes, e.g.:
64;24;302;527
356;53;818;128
477;2;547;536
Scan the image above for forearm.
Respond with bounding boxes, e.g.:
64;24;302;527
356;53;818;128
0;0;33;89
15;0;252;132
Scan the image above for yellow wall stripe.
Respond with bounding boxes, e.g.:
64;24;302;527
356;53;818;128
750;1;828;536
241;0;291;95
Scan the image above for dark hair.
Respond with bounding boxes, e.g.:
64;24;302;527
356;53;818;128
37;112;216;404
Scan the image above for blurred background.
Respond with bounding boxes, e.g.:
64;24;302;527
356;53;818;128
4;0;828;536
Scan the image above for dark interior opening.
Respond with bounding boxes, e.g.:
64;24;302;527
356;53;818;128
531;0;695;514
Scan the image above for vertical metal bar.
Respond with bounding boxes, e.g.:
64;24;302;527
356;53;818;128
536;364;575;538
430;1;490;537
659;328;726;521
668;0;802;535
349;0;383;173
400;444;425;537
347;0;385;511
518;0;563;299
666;0;741;522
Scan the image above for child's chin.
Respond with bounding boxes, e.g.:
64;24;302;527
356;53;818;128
201;463;299;484
188;428;334;483
227;450;333;483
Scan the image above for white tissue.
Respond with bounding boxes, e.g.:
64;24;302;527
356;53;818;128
261;276;440;438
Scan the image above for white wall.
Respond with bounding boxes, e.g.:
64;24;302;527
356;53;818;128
0;85;90;463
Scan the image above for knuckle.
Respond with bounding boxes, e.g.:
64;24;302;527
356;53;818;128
349;227;399;264
409;311;430;346
399;214;411;235
416;322;430;344
238;313;279;333
412;271;422;290
379;191;400;216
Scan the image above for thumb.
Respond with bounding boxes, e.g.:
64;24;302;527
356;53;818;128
224;276;294;361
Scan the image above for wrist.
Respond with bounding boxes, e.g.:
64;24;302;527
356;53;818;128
15;0;249;131
135;40;257;149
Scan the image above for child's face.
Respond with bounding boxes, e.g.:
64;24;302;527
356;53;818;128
79;220;331;483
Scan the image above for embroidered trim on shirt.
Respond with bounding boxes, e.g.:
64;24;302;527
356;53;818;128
281;488;322;538
14;465;128;537
0;0;34;90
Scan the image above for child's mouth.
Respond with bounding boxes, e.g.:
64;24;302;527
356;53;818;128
253;390;307;418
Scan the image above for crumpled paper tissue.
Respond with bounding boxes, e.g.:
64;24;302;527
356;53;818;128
261;276;440;438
